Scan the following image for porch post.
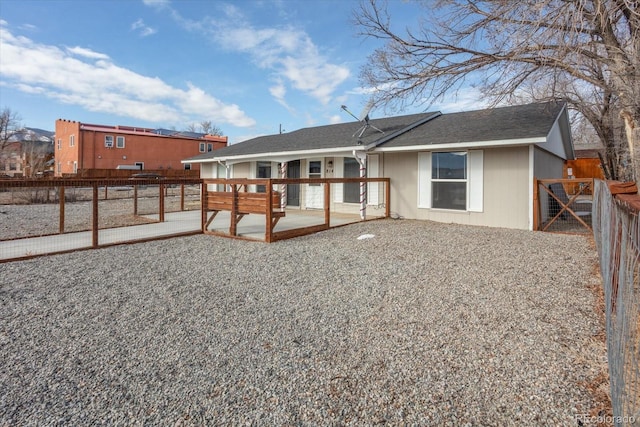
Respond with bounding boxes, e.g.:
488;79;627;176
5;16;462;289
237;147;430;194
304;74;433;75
280;162;287;211
354;151;367;220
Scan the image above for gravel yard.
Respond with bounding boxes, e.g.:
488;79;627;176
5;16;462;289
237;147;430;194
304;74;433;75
0;219;607;425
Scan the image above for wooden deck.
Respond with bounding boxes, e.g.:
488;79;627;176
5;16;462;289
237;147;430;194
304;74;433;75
202;178;390;242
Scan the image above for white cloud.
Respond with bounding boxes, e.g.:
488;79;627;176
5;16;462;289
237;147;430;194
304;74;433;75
269;82;286;100
216;23;350;105
66;46;110;60
162;5;351;106
430;87;488;113
268;80;295;113
142;0;170;9
18;23;38;32
0;25;255;127
328;114;342;124
131;18;157;37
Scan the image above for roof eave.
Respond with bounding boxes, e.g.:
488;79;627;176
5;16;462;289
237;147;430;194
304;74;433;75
182;145;366;164
373;137;548;152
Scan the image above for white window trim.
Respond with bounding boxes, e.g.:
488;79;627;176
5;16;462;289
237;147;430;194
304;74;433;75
105;135;114;148
116;136;125;148
69;135;75;147
199;143;206;153
468;150;483;212
418;150;483;212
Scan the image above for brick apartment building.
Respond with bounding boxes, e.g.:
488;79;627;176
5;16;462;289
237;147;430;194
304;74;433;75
54;119;227;176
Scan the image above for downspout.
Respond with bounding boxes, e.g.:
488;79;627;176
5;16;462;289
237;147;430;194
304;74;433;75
353;150;367;220
217;159;230;191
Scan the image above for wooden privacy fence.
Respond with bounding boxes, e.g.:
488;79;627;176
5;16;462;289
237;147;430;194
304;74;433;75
202;177;391;242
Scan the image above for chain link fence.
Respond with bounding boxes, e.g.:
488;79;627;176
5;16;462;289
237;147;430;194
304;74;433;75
593;179;640;425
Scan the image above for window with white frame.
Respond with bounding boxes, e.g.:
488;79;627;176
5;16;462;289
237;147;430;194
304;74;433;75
105;135;114;147
73;161;78;174
207;143;213;152
69;135;75;147
116;136;125;148
256;161;271;192
184;163;191;170
199;143;205;153
418;151;483;212
432;151;467;210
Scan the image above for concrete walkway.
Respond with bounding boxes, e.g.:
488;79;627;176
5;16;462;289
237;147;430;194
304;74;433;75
1;210;203;261
1;209;368;261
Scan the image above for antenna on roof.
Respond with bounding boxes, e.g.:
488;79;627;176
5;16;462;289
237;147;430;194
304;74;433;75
341;100;384;139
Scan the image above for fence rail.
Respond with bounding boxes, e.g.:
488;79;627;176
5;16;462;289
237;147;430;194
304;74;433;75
592;180;640;425
1;177;391;260
0;177;203;261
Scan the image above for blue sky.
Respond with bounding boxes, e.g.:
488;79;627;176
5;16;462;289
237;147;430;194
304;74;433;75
0;0;483;144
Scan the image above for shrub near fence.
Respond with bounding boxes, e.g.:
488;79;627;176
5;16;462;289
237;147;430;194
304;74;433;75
592;180;640;425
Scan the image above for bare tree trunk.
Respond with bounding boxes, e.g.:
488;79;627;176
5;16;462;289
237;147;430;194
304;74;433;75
622;110;640;187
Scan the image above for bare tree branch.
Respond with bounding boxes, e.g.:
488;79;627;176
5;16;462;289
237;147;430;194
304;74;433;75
354;0;640;180
0;108;21;152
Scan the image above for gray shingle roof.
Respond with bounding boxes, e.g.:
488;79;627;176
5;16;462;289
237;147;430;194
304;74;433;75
187;113;433;161
186;101;566;162
380;102;565;148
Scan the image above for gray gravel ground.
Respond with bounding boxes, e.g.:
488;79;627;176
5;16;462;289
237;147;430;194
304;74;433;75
0;219;605;425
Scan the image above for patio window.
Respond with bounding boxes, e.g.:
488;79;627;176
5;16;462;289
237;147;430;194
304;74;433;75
343;157;360;203
418;151;483;212
256;161;271;192
308;160;321;186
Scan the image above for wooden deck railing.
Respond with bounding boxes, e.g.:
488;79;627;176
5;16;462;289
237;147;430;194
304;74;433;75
202;177;391;242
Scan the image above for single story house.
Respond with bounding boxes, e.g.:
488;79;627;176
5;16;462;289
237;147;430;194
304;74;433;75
184;101;574;230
